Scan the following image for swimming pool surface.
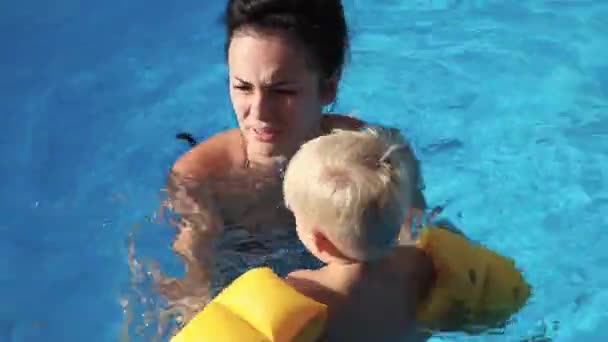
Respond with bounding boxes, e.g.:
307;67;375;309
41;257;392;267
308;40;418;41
2;0;606;341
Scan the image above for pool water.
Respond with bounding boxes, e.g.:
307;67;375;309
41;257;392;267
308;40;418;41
2;0;606;341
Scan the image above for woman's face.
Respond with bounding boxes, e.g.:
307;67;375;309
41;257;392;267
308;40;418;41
227;29;336;162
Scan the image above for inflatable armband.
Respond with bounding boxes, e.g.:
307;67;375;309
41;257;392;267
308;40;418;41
170;267;327;342
173;225;530;340
415;226;531;332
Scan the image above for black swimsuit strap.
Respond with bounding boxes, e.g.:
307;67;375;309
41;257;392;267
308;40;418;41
176;132;197;146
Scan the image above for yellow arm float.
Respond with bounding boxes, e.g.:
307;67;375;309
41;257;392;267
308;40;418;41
415;226;531;332
170;267;327;342
171;226;531;341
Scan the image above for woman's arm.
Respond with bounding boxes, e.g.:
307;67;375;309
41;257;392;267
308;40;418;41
164;128;244;248
164;168;224;272
396;131;428;242
155;130;240;306
404;167;428;238
149;169;227;323
154;130;251;322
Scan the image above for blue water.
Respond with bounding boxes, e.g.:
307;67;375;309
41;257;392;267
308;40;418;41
1;0;606;341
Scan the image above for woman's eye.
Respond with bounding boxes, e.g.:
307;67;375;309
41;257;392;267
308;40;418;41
274;89;296;95
233;84;252;92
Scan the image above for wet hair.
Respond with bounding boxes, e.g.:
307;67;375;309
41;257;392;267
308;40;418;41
223;0;349;80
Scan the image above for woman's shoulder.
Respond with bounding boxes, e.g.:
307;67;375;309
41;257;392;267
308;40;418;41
172;128;246;180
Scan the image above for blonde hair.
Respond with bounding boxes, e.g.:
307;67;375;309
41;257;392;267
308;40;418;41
283;126;417;261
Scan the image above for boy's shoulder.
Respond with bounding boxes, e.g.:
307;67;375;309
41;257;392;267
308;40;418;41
285;268;343;309
389;246;435;281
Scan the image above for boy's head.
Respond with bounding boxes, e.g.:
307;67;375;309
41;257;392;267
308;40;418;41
283;126;417;262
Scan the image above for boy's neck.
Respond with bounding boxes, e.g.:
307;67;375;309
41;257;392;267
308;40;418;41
321;261;363;277
322;252;390;268
317;250;362;266
324;258;360;267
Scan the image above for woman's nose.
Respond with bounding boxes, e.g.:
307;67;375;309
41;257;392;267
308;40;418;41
249;90;274;121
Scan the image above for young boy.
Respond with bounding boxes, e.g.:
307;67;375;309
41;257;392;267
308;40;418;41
282;126;434;342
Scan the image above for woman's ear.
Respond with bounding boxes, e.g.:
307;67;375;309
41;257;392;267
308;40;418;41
320;75;339;106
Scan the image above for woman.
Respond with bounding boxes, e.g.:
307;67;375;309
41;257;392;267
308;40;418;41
158;0;428;323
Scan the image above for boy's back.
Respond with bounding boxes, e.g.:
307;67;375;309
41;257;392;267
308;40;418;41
286;245;434;342
283;126;434;341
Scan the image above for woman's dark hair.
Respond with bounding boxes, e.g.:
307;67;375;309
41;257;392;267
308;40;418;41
223;0;349;80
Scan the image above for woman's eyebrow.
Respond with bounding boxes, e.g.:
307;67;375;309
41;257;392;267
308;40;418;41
233;76;251;84
233;76;297;87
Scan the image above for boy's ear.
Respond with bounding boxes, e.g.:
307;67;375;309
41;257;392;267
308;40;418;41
312;228;346;258
311;229;332;253
313;229;362;262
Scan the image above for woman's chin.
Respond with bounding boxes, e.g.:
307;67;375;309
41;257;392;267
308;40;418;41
246;139;283;160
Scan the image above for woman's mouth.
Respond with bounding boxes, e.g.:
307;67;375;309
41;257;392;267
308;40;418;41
252;127;281;142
